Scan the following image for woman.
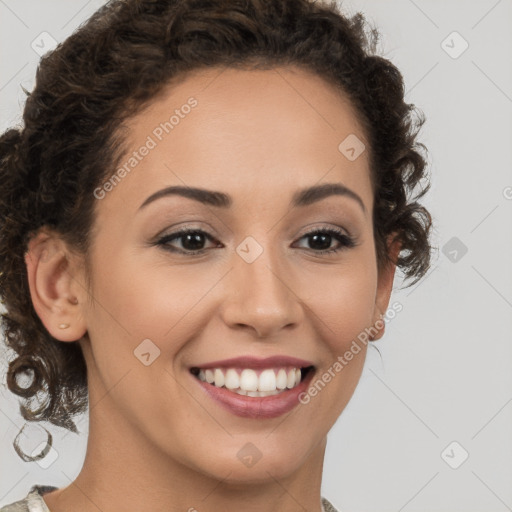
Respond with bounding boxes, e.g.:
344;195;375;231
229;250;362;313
0;0;432;510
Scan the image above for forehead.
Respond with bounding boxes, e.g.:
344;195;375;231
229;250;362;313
100;65;372;215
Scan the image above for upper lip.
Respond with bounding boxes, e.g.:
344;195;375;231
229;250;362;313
191;355;315;370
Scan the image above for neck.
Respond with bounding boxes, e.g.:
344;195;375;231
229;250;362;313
43;387;327;512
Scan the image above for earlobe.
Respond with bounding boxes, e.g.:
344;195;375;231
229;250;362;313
24;229;87;342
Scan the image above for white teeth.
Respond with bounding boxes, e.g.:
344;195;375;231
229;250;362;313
240;369;259;391
214;368;225;387
195;366;308;395
258;369;276;392
246;389;281;397
224;369;239;390
286;369;296;388
276;369;287;390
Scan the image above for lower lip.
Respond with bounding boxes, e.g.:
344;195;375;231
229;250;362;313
192;369;315;419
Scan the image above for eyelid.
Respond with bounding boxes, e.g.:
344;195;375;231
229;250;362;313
154;223;358;256
293;226;357;251
156;227;221;250
155;221;220;240
297;223;352;238
155;222;351;242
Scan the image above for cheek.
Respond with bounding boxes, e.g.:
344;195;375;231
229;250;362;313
297;256;377;347
86;246;377;363
84;246;222;357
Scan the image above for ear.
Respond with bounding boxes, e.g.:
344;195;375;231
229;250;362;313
24;227;88;342
370;234;401;342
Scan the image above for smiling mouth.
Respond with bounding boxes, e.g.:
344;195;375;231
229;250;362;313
190;366;315;397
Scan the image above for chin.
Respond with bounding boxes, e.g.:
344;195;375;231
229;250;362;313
187;439;312;484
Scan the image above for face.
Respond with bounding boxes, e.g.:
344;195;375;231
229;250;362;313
30;65;396;482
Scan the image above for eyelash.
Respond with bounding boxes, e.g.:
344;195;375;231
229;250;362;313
155;226;357;256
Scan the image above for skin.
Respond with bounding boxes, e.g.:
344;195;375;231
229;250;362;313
25;65;398;512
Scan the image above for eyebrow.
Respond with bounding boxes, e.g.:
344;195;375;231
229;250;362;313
138;182;366;213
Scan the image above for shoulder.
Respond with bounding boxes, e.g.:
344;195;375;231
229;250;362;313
321;496;340;512
0;485;57;512
1;487;336;512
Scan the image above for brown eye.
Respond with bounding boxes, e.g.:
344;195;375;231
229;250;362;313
156;229;220;254
155;226;357;256
294;228;356;254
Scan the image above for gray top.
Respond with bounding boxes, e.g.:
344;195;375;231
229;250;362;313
1;485;339;511
0;486;54;512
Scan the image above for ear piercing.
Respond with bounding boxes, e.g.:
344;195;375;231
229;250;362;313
57;297;78;329
58;297;78;329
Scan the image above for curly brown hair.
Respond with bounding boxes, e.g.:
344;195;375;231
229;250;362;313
0;0;432;444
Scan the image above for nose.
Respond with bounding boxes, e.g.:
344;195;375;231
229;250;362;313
219;245;303;339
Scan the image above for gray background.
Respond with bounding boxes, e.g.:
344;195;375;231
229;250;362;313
1;1;511;510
